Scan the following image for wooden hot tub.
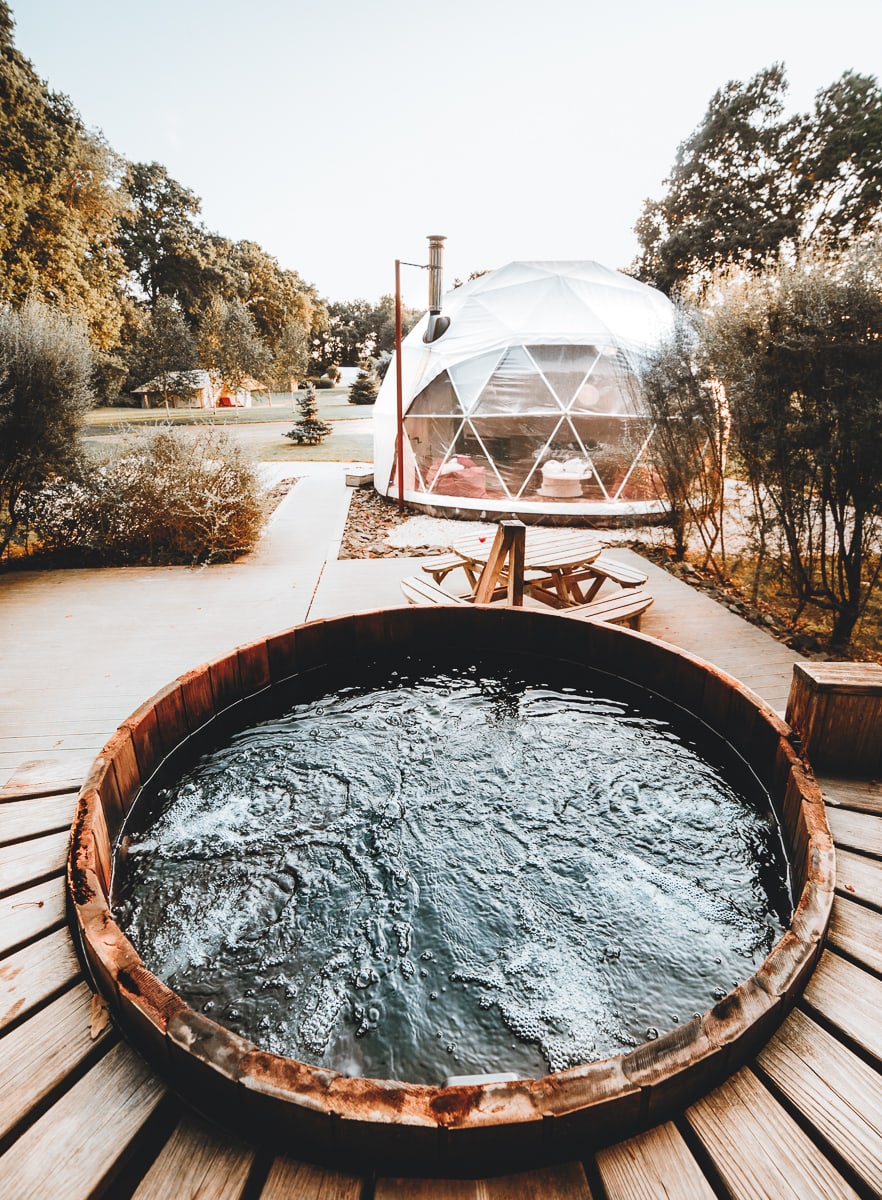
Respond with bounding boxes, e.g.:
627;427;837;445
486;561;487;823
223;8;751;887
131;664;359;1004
68;607;833;1176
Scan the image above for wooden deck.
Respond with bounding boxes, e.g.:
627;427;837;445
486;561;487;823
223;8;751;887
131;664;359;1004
2;756;880;1198
1;531;879;1197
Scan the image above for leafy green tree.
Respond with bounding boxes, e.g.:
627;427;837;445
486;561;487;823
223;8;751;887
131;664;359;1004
634;66;882;295
271;320;311;393
371;294;422;355
796;71;882;246
704;252;882;653
0;4;127;351
318;296;422;370
633;65;800;293
117;161;206;310
0;300;94;556
196;295;270;394
129;296;200;407
637;310;727;566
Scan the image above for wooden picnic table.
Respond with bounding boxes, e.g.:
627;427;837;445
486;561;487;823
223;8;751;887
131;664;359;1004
453;527;603;607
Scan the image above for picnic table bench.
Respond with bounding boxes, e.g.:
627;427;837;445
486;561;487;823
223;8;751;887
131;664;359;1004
402;576;654;629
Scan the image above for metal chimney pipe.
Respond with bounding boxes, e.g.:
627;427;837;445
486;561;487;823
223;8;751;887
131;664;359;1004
424;235;449;343
427;235;445;314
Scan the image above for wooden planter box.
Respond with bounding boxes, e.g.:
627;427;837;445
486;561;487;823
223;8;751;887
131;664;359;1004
787;662;882;777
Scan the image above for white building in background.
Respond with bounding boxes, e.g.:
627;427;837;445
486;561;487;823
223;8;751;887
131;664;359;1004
132;370;269;409
373;261;676;524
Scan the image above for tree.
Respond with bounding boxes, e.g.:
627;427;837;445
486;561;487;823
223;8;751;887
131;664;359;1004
796;71;882;247
633;65;800;294
0;301;94;555
316;296;422;371
129;296;200;408
196;296;270;394
284;384;331;445
117;161;206;310
703;252;882;653
348;366;379;406
0;4;128;351
634;66;882;295
270;320;311;393
637;309;727;565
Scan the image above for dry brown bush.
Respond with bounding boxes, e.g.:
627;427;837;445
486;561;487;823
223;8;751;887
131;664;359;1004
28;426;265;565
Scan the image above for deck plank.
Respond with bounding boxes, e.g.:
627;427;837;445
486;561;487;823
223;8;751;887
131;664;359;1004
0;926;81;1031
376;1164;593;1200
756;1007;882;1196
0;754;93;801
686;1067;860;1199
826;807;882;857
130;1113;255;1200
0;982;113;1143
820;777;882;816
0;829;69;895
375;1183;481;1200
260;1156;362;1199
596;1121;715;1199
802;949;882;1064
827;895;882;976
0;875;66;956
483;1164;593;1199
835;848;882;910
0;792;76;847
0;1040;165;1200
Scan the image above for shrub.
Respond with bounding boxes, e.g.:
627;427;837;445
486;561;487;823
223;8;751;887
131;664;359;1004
704;252;882;652
284;384;332;445
0;301;94;556
348;367;378;405
29;426;265;565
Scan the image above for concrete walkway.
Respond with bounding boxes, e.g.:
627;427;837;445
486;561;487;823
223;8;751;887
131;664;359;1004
0;463;801;790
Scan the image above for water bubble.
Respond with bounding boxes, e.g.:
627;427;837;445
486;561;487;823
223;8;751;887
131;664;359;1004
646;1027;659;1040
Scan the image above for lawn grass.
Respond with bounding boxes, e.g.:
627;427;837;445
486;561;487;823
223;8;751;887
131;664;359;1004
83;389;375;463
84;388;365;428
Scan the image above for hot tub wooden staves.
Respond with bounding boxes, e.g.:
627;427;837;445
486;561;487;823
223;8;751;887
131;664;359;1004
2;616;881;1198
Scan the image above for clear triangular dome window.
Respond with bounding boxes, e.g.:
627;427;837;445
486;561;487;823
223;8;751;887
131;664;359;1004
571;352;640;416
469;412;566;496
448;350;505;414
570;414;654;499
525;344;598;408
471;346;562;417
406;371;464;418
531;420;609;502
403;414;466;493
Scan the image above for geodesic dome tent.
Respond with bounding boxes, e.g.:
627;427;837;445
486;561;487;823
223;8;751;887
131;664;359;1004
374;261;677;521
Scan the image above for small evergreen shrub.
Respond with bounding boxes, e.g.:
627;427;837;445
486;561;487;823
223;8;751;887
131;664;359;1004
29;426;265;565
284;384;332;445
348;367;378;405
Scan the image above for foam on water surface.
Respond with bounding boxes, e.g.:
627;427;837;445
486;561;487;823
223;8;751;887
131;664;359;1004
114;659;791;1085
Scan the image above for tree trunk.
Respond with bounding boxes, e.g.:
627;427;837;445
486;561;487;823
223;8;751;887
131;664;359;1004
829;604;860;656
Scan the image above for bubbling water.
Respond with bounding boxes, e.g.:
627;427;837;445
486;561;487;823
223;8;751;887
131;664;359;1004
114;658;791;1085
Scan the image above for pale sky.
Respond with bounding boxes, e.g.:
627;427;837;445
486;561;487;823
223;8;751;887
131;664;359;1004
11;0;882;308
